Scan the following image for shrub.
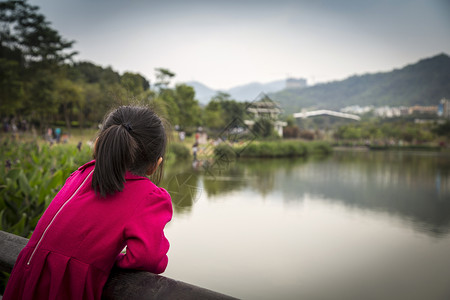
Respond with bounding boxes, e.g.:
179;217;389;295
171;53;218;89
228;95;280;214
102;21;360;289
167;143;191;161
283;126;300;138
236;140;331;158
214;143;237;160
310;141;333;155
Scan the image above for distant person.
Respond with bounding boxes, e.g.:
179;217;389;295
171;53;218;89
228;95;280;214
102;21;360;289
4;106;173;300
3;118;10;132
11;122;18;139
45;127;53;143
179;131;185;142
55;127;62;143
195;131;200;143
192;141;199;161
61;133;69;143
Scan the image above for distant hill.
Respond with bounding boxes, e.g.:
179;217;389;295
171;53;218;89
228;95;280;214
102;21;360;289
185;79;287;104
184;81;217;104
226;80;286;102
269;53;450;114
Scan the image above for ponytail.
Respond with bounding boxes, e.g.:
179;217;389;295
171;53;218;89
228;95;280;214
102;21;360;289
92;105;168;197
92;124;138;197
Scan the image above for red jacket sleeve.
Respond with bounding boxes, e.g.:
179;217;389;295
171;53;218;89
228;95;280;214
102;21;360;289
115;187;173;274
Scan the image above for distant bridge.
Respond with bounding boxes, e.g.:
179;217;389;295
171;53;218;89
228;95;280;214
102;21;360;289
293;110;361;121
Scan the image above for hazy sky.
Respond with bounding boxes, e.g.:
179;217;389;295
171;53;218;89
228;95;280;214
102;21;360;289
28;0;450;90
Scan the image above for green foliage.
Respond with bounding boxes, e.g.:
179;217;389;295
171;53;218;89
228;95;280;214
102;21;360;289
0;140;92;238
0;2;163;130
121;72;149;94
433;121;450;138
55;78;84;132
0;0;239;136
167;143;192;162
201;92;249;135
221;140;332;158
213;143;237;160
173;84;202;129
333;120;437;143
203;99;226;130
0;138;192;239
156;88;180;126
252;118;279;139
0;0;76;64
154;68;175;89
0;58;24;114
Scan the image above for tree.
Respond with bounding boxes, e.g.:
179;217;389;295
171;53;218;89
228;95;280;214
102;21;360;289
433;121;450;138
24;68;58;129
334;125;362;140
156;88;179;126
0;0;77;66
154;68;175;89
120;72;150;97
174;84;201;129
253;118;277;138
55;78;83;133
211;91;231;102
0;58;24;115
0;0;77;127
209;92;246;125
82;83;104;124
69;62;103;83
204;99;225;130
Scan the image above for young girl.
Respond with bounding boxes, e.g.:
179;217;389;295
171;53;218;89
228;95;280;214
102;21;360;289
4;106;173;300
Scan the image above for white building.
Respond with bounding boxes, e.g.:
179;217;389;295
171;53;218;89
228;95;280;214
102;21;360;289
286;78;307;89
245;94;287;137
438;98;450;118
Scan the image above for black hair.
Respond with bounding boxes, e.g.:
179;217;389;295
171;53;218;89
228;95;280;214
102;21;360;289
92;105;167;197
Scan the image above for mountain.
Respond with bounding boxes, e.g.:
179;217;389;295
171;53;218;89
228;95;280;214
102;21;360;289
269;53;450;114
183;81;217;104
226;80;286;102
185;79;287;104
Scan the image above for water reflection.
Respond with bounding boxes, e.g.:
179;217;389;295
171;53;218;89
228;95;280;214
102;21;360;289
163;150;450;237
160;161;201;213
278;151;450;237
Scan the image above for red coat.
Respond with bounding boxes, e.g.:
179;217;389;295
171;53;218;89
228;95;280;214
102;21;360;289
4;160;172;300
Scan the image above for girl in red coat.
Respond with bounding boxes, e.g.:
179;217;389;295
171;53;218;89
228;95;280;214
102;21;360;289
4;106;173;300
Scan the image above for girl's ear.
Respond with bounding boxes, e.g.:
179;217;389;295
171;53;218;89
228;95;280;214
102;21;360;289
146;157;163;175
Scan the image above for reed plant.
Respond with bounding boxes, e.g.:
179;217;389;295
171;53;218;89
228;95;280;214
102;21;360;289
0;139;92;238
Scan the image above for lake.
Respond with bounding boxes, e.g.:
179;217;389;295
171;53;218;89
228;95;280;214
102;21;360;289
161;150;450;300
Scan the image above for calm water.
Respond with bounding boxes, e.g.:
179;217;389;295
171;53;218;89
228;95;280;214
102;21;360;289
161;150;450;300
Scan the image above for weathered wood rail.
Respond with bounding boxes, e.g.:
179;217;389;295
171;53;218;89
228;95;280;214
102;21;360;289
0;230;238;299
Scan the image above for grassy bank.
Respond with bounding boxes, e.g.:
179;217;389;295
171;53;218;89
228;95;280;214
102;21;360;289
215;140;333;158
368;145;443;151
332;142;446;152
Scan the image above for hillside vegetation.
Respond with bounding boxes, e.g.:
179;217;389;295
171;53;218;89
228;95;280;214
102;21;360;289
270;54;450;113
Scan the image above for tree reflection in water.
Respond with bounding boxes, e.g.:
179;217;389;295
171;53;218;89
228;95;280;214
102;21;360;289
162;151;450;237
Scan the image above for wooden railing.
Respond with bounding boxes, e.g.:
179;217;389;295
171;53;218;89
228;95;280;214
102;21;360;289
0;231;237;300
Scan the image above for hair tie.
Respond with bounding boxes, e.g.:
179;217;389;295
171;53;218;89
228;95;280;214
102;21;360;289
122;123;133;132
